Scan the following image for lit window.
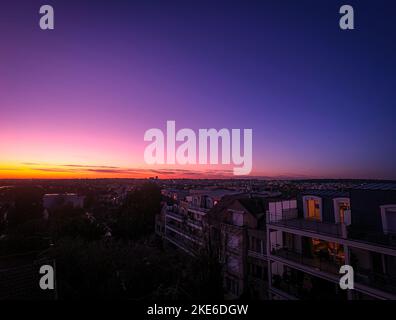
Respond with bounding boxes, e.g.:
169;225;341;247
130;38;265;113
306;199;320;220
338;202;350;224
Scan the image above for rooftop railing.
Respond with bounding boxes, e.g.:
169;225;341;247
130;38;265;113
268;212;344;238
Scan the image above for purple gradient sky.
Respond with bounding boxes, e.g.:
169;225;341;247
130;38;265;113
0;0;395;179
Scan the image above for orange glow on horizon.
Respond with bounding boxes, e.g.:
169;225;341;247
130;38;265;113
0;162;250;179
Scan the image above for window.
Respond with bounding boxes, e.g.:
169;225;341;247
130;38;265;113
306;199;320;220
333;198;350;224
231;211;243;226
284;232;295;251
249;236;264;254
339;203;348;223
228;234;240;250
303;196;322;221
386;209;396;233
227;256;240;274
256;239;262;253
380;205;396;234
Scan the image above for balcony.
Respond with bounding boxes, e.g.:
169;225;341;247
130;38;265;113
164;229;203;256
355;268;396;295
186;218;203;230
268;212;344;239
165;222;203;244
271;248;344;276
348;226;396;249
188;206;209;213
166;210;204;230
248;250;267;260
271;271;348;300
165;211;184;221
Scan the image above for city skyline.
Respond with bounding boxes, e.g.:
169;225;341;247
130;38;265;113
1;0;395;180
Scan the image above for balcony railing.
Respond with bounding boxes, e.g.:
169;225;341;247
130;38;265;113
268;214;344;238
355;268;396;295
248;250;267;260
271;248;344;276
164;227;204;255
271;276;305;300
348;226;396;248
165;211;184;221
165;224;203;244
268;209;298;223
188;206;210;214
186;219;203;229
271;274;347;300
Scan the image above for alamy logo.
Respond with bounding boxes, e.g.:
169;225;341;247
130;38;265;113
39;265;55;290
39;5;54;30
144;121;253;175
339;5;355;30
339;265;354;290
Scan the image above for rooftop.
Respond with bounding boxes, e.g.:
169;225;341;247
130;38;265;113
302;190;349;198
189;189;241;200
352;182;396;191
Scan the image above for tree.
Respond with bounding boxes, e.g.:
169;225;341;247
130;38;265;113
7;186;44;230
112;182;161;240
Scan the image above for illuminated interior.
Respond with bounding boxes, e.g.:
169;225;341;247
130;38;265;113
337;202;350;224
306;199;321;220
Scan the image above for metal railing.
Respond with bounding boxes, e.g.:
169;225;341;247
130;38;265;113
248;250;267;260
271;274;347;300
165;211;184;221
347;227;396;248
355;268;396;294
268;213;344;238
271;248;343;275
165;224;203;244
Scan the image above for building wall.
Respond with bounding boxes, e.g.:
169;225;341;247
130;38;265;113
350;189;396;232
43;194;85;210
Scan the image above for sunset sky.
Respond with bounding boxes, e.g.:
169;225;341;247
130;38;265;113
1;0;395;179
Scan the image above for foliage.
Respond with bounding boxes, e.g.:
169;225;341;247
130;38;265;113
0;181;224;300
111;182;161;240
50;237;183;299
7;186;44;229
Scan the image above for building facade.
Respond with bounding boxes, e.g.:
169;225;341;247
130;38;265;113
267;185;396;300
156;183;396;300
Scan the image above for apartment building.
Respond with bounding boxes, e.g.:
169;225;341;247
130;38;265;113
207;194;296;299
155;189;239;256
267;183;396;300
156;183;396;300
